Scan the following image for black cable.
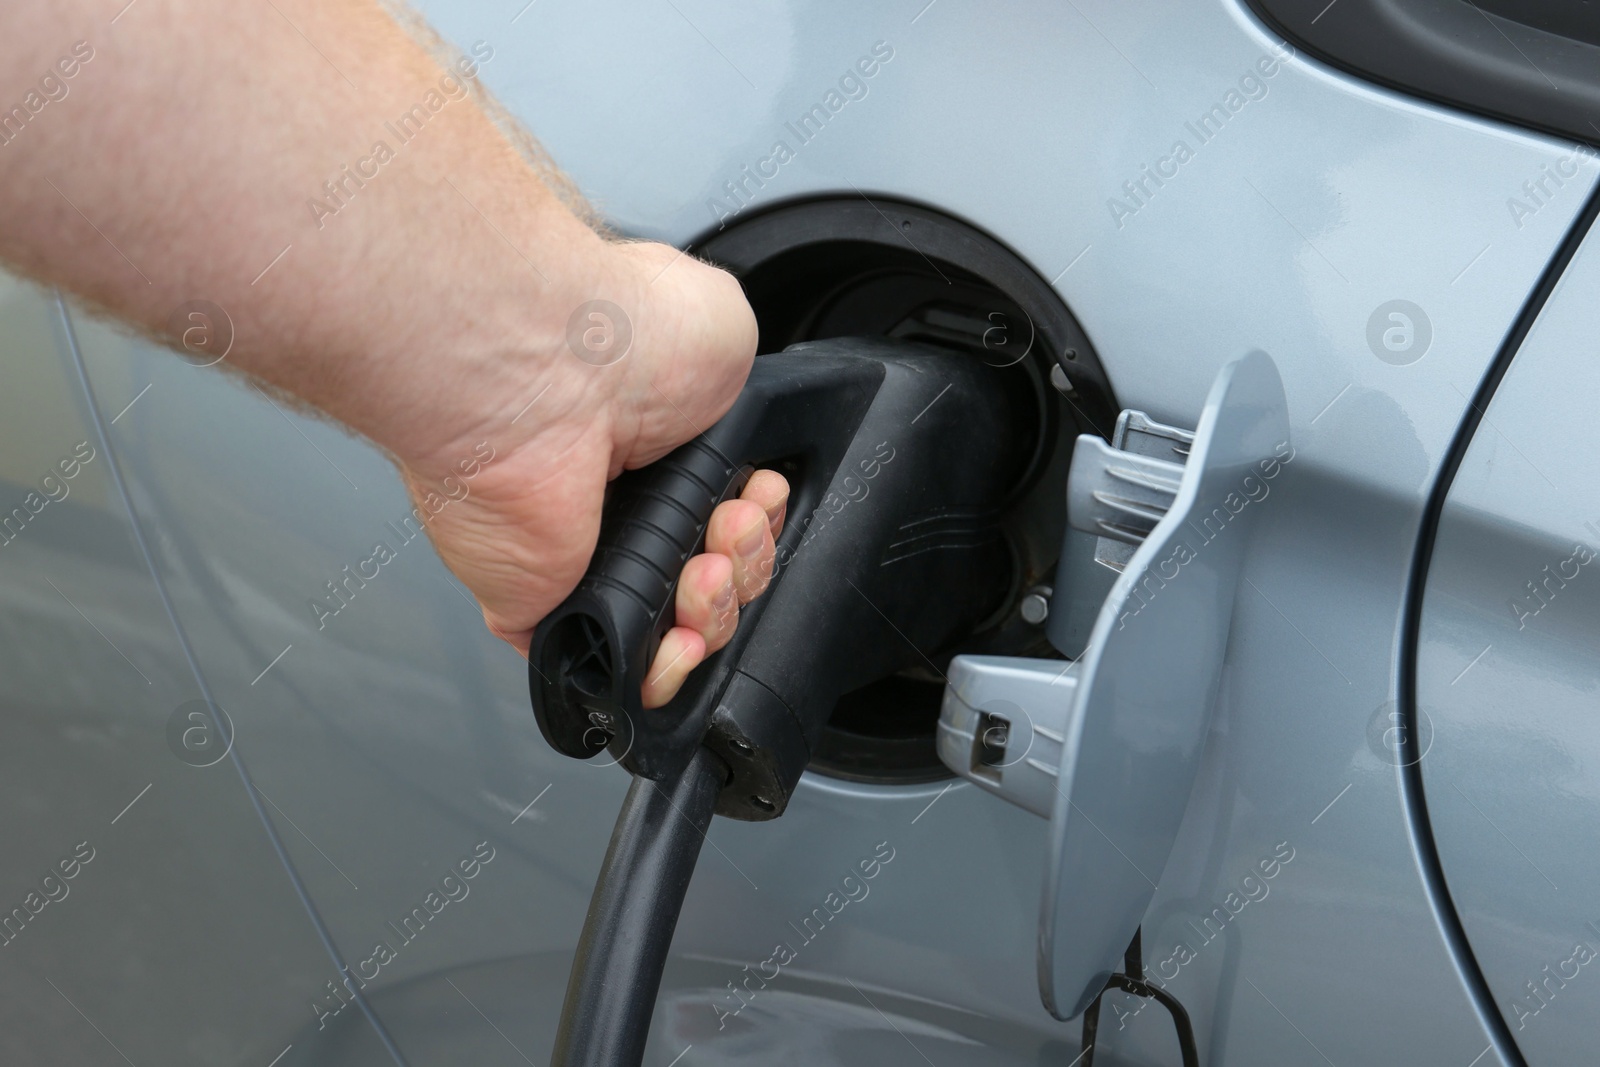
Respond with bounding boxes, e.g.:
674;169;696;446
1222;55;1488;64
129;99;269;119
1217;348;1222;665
551;745;728;1067
1079;928;1199;1067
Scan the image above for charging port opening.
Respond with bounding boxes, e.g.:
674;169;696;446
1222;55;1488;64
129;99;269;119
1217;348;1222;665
695;199;1115;785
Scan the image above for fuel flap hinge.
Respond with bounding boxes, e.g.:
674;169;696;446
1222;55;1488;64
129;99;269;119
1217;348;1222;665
1069;410;1195;572
940;412;1198;818
1048;409;1195;660
936;656;1082;818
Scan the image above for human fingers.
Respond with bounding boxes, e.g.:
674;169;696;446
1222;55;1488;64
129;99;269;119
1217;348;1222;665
742;469;789;538
641;626;708;710
706;495;775;604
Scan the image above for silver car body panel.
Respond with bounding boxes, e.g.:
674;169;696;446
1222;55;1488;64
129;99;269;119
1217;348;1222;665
0;0;1595;1063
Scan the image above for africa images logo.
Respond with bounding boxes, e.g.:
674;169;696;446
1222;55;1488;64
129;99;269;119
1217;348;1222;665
1366;300;1432;366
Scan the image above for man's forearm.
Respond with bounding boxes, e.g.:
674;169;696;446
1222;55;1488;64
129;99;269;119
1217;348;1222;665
0;0;766;664
0;0;612;466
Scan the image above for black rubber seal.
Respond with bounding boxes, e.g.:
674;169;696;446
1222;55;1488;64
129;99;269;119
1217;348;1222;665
1398;174;1600;1064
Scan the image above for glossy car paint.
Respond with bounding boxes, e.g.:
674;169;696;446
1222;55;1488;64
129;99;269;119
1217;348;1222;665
0;0;1594;1064
1417;219;1600;1065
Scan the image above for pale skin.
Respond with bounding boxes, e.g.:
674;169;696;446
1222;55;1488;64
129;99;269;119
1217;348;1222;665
0;0;786;708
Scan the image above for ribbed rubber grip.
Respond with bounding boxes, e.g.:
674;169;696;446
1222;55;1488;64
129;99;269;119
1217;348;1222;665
529;350;886;780
533;441;747;758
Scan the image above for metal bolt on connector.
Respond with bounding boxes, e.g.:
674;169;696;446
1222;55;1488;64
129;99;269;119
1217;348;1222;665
1020;585;1052;626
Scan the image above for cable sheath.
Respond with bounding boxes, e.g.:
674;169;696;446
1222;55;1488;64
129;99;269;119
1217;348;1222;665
551;746;726;1067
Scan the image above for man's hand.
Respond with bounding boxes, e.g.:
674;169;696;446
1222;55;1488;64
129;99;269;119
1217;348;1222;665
395;241;790;707
0;0;788;706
